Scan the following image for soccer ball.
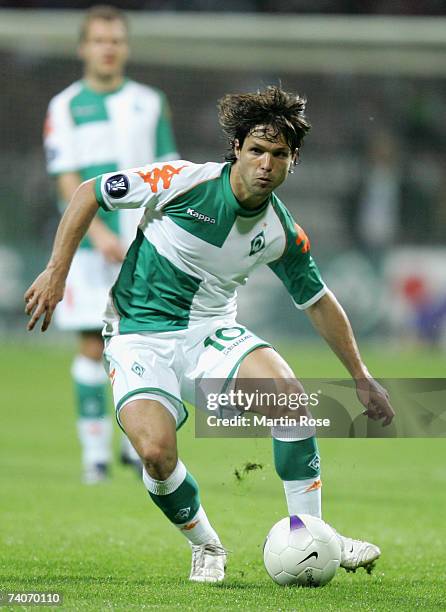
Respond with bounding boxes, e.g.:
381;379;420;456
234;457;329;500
263;514;341;587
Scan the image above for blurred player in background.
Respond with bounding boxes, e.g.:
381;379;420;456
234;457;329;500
43;5;178;484
27;86;394;582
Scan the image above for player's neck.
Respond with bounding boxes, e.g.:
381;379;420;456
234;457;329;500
236;194;269;211
84;72;125;93
229;163;270;210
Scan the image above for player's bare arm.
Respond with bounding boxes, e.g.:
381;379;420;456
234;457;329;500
25;180;98;332
305;290;395;426
57;172;125;264
57;171;83;203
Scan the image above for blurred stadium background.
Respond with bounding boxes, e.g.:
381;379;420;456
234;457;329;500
1;1;446;349
1;4;445;608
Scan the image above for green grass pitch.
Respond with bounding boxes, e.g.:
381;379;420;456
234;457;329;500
1;341;445;610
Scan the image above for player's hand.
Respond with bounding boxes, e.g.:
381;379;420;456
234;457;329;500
24;269;65;332
355;378;395;427
88;223;125;263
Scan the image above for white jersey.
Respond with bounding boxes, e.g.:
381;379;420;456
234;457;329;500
96;161;327;335
44;78;178;247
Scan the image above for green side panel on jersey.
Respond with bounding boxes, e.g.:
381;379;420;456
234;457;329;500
164;174;237;248
268;197;324;306
155;93;178;159
112;229;202;332
163;164;269;247
69;86;109;126
78;163;119;248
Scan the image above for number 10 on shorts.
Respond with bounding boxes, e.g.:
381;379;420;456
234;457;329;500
204;327;246;352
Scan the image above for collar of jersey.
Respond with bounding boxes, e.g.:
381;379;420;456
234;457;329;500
223;163;271;218
80;77;128;97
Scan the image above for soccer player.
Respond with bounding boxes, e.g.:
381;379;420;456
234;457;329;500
43;5;178;483
27;86;394;582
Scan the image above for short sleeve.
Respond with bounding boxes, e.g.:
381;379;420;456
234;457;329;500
268;202;326;309
44;97;78;175
95;161;192;212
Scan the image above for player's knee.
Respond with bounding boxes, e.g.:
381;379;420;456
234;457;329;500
273;378;305;414
139;439;176;474
281;378;305;400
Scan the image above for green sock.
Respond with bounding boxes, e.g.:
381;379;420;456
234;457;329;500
146;470;200;524
273;437;320;480
143;460;220;545
75;381;107;418
273;437;322;517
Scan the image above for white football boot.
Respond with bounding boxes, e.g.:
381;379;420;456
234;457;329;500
336;533;381;573
189;540;227;583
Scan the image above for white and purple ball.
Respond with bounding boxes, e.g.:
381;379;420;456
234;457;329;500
263;514;341;587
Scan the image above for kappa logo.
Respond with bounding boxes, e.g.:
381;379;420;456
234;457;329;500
174;507;191;522
136;164;186;193
295;223;310;253
249;231;266;256
105;174;129;199
131;362;145;377
186;208;216;224
180;519;199;531
305;478;322;493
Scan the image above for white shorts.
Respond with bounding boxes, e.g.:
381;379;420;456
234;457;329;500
55;250;121;331
103;320;271;430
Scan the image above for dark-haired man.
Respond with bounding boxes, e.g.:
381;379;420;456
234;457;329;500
28;86;394;582
44;5;178;483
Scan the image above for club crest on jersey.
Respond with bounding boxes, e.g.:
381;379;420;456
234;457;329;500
105;174;129;199
131;361;145;377
249;231;266;256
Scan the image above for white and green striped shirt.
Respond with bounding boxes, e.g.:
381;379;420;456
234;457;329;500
44;78;178;247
